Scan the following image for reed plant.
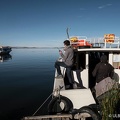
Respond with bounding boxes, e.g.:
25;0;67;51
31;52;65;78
99;83;120;120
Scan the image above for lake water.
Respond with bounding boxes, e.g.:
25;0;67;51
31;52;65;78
0;48;59;120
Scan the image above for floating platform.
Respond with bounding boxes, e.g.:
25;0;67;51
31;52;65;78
22;113;91;120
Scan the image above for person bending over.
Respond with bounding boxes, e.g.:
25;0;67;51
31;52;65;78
92;55;115;99
92;55;114;83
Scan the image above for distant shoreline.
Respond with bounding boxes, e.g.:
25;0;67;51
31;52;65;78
12;47;63;49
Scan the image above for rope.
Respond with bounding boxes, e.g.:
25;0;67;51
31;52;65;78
32;68;65;116
32;93;53;116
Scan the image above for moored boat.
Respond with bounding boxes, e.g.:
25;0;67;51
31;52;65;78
0;46;12;55
22;34;120;120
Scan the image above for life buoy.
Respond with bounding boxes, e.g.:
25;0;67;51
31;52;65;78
48;95;73;114
104;34;115;43
78;106;101;120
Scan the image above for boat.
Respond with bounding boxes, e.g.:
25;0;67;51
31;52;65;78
22;34;120;120
0;46;12;55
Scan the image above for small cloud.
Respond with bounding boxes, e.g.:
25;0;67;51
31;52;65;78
98;5;105;9
98;3;112;9
106;4;112;6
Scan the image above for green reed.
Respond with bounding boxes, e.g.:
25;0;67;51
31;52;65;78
100;83;120;120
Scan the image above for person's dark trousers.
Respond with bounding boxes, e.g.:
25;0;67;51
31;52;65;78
55;61;73;84
76;70;85;88
66;66;74;85
55;61;66;75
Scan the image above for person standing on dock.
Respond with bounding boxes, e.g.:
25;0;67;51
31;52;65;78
55;40;74;88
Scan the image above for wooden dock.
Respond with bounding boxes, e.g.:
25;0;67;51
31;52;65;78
22;113;91;120
22;114;72;120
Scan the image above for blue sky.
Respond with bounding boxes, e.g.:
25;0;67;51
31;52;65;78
0;0;120;47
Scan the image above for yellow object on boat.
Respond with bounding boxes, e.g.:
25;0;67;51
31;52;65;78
70;37;78;42
104;34;115;43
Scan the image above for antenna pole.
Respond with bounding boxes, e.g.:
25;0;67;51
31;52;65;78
66;28;70;40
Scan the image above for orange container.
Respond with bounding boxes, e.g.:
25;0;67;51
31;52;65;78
78;40;92;47
71;39;92;48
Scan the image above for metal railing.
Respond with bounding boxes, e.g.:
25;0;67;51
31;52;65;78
70;36;120;48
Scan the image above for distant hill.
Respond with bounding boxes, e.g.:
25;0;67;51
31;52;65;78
11;46;63;49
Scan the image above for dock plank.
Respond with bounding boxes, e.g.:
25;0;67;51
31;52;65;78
22;114;72;120
22;113;91;120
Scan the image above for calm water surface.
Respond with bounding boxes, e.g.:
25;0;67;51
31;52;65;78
0;48;59;120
